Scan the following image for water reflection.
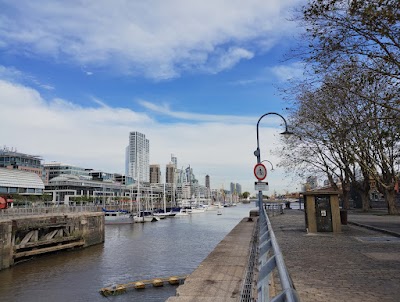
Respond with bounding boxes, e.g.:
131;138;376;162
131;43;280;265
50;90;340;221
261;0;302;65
0;204;254;302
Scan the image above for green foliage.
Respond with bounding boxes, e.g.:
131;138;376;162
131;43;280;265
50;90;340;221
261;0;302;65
241;192;250;199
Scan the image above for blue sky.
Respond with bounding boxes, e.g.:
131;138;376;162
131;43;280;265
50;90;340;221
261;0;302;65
0;0;305;194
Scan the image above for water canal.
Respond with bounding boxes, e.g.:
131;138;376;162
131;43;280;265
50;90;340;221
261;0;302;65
0;203;254;302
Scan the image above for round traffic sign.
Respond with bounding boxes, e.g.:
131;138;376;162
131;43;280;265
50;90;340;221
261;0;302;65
254;163;267;180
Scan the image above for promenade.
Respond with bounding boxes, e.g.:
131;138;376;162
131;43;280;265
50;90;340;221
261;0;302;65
166;217;257;302
270;209;400;302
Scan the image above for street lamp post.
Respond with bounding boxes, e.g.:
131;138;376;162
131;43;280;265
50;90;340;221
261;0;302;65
254;112;292;210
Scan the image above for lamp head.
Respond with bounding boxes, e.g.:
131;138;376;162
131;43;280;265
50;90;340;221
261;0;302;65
280;130;293;138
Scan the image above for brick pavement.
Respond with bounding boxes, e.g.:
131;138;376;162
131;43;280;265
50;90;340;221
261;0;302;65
347;210;400;237
270;209;400;302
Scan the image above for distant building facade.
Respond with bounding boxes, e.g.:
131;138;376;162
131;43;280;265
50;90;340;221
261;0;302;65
150;164;161;184
0;168;44;195
44;162;90;182
126;131;149;182
0;148;46;181
205;175;210;189
236;183;242;195
171;154;177;167
166;163;175;184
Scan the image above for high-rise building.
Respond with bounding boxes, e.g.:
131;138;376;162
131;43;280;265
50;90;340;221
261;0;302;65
171;154;177;167
166;163;175;184
205;175;210;189
230;182;236;194
150;164;161;184
126;131;150;182
236;183;242;195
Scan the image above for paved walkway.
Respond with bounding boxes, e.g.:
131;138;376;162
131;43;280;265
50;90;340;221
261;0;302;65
347;209;400;237
270;209;400;302
166;217;257;302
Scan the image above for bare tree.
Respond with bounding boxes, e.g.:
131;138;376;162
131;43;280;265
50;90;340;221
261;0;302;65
300;0;400;112
279;63;399;213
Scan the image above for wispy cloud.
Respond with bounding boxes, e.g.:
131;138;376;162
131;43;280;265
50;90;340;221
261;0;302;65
138;100;259;124
0;65;54;90
0;1;301;80
270;62;305;81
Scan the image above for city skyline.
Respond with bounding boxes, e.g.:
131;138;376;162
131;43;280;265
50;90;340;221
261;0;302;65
0;1;305;194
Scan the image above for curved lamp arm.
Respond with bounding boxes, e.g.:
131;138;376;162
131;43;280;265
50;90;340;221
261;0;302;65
261;159;274;171
254;112;292;165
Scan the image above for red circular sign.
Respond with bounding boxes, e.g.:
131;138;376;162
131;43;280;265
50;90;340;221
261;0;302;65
254;163;267;180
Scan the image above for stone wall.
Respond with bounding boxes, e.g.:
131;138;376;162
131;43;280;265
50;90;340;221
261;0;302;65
0;220;12;270
0;212;104;271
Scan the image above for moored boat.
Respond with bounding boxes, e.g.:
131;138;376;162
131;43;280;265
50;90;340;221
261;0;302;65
133;210;159;223
171;207;189;216
102;208;134;224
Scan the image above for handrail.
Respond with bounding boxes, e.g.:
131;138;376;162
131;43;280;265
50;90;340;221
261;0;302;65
0;205;102;219
257;204;300;302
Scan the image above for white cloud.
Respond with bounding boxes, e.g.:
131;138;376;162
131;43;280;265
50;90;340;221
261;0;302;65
202;47;254;74
0;0;302;79
270;61;305;81
0;79;299;194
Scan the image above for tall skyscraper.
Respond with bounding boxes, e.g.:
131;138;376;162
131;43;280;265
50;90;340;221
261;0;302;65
205;175;210;189
171;154;177;167
230;182;236;194
166;163;175;184
126;131;150;182
150;164;161;184
236;183;242;195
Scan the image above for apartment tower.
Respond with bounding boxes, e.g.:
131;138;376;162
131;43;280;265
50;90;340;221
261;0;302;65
150;164;161;184
126;131;150;182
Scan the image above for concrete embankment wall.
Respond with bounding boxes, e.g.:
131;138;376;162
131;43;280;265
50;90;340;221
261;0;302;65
0;212;104;271
167;216;257;302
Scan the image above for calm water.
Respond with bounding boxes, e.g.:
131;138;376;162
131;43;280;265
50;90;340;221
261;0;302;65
0;204;254;302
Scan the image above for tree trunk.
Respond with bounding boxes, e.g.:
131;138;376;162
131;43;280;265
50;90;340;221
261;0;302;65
342;186;350;210
360;190;370;212
385;188;398;215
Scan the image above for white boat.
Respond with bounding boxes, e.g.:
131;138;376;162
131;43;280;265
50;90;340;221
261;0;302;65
187;207;206;214
205;204;217;211
133;210;159;223
102;209;133;224
217;210;222;215
153;212;167;219
172;207;189;216
152;184;176;218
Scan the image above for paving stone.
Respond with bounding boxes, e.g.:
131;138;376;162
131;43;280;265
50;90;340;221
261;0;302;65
270;210;400;302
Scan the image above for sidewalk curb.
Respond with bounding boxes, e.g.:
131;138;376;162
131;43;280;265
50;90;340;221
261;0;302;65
348;221;400;238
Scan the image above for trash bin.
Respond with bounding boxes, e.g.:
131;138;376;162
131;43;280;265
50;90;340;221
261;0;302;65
340;209;348;225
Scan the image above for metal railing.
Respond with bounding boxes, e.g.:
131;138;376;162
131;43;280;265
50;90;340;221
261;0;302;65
0;205;102;219
257;204;300;302
240;218;259;301
265;203;284;216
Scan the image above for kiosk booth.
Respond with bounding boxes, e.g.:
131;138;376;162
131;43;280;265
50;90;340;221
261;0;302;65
303;190;341;233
